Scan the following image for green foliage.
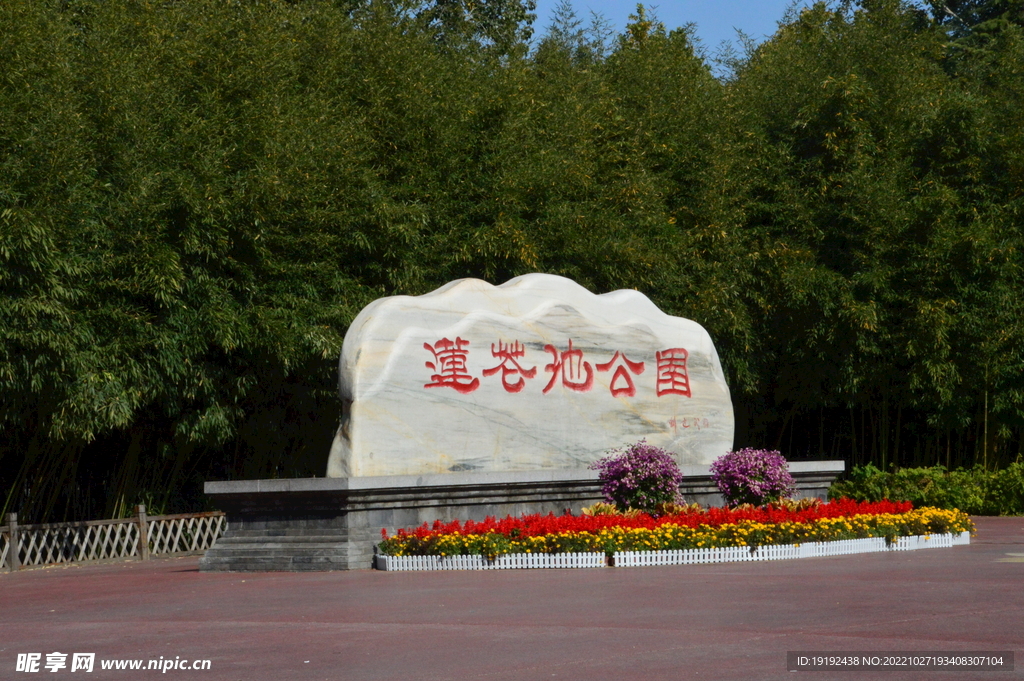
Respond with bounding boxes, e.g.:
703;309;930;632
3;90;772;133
3;0;1024;521
927;0;1024;53
416;0;537;56
829;462;1024;515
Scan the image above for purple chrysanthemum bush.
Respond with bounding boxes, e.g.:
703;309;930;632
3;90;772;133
589;440;683;514
710;448;796;507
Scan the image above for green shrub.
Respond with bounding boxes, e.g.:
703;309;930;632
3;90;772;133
829;462;1024;516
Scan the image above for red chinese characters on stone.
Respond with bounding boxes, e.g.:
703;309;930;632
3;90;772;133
482;340;537;393
423;337;480;393
595;351;645;397
656;347;692;397
422;338;696;398
669;416;710;433
542;339;594;393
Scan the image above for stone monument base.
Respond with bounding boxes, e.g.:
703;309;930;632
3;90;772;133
199;461;845;572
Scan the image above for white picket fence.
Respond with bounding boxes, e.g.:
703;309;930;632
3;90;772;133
2;507;226;572
375;552;606;571
614;532;970;566
376;532;971;571
614;543;801;567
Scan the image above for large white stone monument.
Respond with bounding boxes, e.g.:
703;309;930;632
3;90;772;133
327;274;734;477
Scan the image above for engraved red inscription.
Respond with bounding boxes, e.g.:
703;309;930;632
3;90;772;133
595;351;645;397
423;337;480;393
656;348;691;397
669;416;711;433
542;339;594;393
482;340;537;393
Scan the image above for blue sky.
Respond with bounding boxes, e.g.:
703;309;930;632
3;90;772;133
531;0;813;55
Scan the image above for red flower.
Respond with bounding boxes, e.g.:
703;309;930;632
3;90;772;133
384;498;915;541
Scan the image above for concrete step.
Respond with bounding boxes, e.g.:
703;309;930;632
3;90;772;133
204;547;347;558
201;553;349;563
199;556;351;572
201;564;349;572
198;523;370;572
221;528;349;538
215;535;348;545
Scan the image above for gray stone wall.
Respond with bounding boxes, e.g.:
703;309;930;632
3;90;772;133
200;462;844;572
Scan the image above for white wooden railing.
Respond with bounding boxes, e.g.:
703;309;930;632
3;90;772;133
1;506;225;572
376;532;972;571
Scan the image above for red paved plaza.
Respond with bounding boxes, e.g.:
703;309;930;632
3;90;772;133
1;517;1020;680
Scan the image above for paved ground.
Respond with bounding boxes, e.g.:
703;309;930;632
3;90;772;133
1;517;1021;681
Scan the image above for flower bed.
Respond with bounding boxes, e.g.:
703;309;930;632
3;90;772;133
375;532;972;571
377;499;974;561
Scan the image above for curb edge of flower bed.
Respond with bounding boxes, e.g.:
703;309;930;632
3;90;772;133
374;531;971;571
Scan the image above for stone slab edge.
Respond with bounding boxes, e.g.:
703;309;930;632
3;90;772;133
205;460;845;496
